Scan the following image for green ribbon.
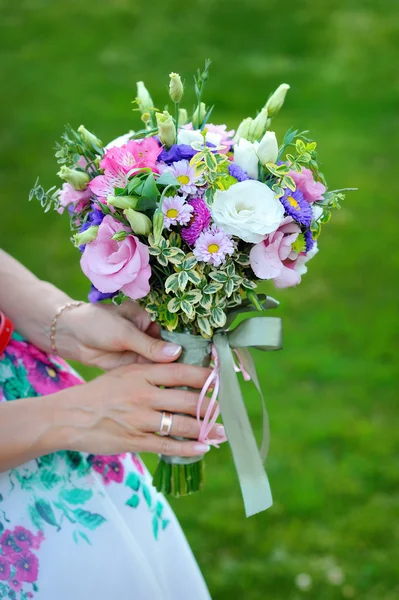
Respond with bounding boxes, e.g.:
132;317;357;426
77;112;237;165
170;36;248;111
161;295;282;517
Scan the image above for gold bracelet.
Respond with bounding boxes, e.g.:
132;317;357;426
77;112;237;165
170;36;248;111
50;301;85;354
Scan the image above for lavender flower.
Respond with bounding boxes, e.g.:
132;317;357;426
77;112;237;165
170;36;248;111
181;198;211;245
304;228;315;252
162;195;194;229
88;285;116;303
193;225;234;267
228;163;250;182
159;142;216;164
163;160;199;195
280;189;313;227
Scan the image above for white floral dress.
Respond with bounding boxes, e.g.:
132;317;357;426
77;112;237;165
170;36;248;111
0;333;211;600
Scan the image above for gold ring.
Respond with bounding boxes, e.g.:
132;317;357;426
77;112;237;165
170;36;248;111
158;411;173;436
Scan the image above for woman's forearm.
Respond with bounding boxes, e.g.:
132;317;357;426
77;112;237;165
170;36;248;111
0;250;73;352
0;393;69;472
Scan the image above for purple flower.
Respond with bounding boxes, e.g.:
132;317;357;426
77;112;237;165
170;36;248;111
181;198;211;245
193;225;235;267
304;229;315;252
228;163;249;182
159;142;216;164
14;551;39;583
162;160;199;195
78;206;105;252
0;556;10;581
280;189;313;227
162;196;194;229
88;285;116;303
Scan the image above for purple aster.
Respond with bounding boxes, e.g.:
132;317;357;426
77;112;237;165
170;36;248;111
88;285;116;303
181;198;211;246
78;206;105;252
304;229;315;252
228;163;249;182
162;195;193;229
163;160;199;195
159;142;216;165
193;225;235;267
280;189;313;227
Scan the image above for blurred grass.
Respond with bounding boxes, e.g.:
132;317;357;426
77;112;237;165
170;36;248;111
0;0;398;598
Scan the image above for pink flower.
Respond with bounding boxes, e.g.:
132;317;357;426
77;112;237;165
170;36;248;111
100;138;161;175
250;217;302;288
89;161;128;201
14;551;39;583
205;123;235;152
289;167;326;203
80;215;151;300
0;556;10;580
9;578;22;592
162;195;193;229
181;198;211;245
89;455;125;484
57;183;92;214
193;225;234;267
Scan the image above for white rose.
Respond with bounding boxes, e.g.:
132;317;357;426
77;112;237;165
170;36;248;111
312;203;323;221
256;131;279;165
234;138;259;179
294;242;319;276
212;180;285;243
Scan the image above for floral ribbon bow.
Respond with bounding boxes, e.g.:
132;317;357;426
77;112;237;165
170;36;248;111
197;295;282;517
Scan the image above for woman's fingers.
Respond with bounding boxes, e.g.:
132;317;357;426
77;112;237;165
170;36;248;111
145;363;211;389
139;434;211;458
144;410;225;441
152;388;212;418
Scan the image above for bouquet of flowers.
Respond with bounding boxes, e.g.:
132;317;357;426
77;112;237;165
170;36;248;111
31;61;351;516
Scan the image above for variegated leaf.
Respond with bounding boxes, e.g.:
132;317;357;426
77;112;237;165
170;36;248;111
184;290;202;304
177;270;189;291
197;316;213;338
242;279;257;290
234;253;250;266
181;255;197;271
165;273;180;294
200;293;212;310
187;270;202;285
157;254;168;267
210;307;227;329
209;271;228;283
203;282;223;295
225;262;235;278
225;279;235;297
167;298;180;313
181;300;195;318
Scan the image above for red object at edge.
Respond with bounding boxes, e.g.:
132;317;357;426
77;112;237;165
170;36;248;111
0;311;14;354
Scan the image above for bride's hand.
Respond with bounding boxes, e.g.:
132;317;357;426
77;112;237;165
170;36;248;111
52;362;225;456
53;301;182;370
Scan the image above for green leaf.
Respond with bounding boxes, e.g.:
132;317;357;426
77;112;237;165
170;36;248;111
167;298;181;313
126;472;141;491
319;210;331;223
225;279;235;297
140;173;159;201
165;273;180;294
38;469;61;491
184;290;202;304
225;262;235;277
181;301;195;318
157;254;169;267
78;531;92;545
282;175;296;191
187;270;202;285
210;307;227;328
242;279;257;290
209;271;228;283
200;293;212;310
34;499;59;529
197;316;212;338
152;210;164;244
156;171;180;187
72;508;106;531
181;256;197;271
142;484;152;508
177;270;189;291
235;253;250;266
60;488;93;505
134;196;157;212
203;282;223;295
126;494;140;508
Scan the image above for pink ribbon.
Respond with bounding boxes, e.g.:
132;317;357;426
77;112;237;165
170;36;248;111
196;346;251;446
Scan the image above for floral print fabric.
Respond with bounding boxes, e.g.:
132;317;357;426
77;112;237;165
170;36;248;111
0;334;210;600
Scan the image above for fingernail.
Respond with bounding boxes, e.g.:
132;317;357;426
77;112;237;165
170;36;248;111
216;425;225;438
162;343;182;357
194;443;210;454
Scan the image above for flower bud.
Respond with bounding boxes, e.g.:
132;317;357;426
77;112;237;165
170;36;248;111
156;111;176;148
73;226;98;247
107;195;138;210
112;230;128;242
234;117;253;141
169;72;184;104
256;131;279;165
192;102;207;128
264;83;290;118
136;81;154;113
178;108;188;125
141;112;152;126
248;108;268;142
77;125;103;150
57;166;90;190
124;208;152;236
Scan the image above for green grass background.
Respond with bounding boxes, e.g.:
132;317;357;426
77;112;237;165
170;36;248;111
0;0;398;598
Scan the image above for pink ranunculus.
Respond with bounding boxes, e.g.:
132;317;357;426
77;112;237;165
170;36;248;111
100;138;161;175
289;167;326;203
57;183;93;214
250;217;302;288
80;215;151;300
